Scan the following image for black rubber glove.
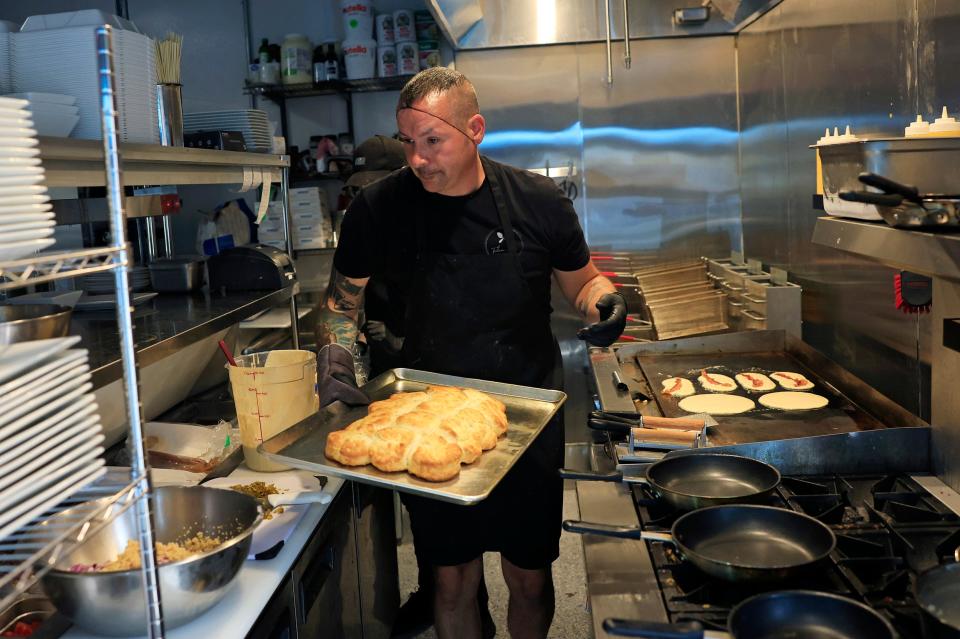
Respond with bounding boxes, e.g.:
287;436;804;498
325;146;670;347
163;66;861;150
317;344;370;408
577;292;628;347
362;320;404;355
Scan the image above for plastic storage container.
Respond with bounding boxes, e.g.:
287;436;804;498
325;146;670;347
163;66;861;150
393;9;415;42
375;13;395;45
377;45;397;77
227;350;319;472
281;33;312;85
341;0;373;38
343;39;376;79
397;41;418;75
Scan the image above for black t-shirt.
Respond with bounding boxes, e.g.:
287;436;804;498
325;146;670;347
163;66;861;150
334;161;590;313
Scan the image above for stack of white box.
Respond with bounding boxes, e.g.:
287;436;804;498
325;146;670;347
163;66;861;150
259;187;333;252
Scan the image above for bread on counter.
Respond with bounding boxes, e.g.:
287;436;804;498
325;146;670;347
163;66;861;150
325;386;508;482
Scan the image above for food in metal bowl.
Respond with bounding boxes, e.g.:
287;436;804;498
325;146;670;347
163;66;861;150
40;485;261;636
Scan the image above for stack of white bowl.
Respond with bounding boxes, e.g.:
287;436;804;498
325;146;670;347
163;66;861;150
8;11;158;143
0;96;55;262
4;92;79;137
0;336;106;543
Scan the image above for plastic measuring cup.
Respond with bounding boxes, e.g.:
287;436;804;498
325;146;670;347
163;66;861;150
227;349;319;471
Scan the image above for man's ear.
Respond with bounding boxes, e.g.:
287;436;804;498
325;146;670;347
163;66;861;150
467;113;485;145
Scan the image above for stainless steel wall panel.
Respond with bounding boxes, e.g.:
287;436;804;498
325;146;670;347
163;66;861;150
457;45;586;222
454;0;779;49
737;5;789;265
737;0;931;421
577;37;741;255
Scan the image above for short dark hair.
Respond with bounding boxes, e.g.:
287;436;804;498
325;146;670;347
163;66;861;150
398;67;479;116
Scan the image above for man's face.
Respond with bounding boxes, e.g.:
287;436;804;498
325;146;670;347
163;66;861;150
396;93;484;196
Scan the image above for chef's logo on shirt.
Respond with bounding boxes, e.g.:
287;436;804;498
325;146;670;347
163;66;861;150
484;229;524;255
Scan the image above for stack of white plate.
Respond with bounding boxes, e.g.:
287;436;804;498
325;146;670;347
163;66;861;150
4;92;79;137
0;336;106;543
9;21;158;143
183;110;274;153
80;266;150;293
0;32;10;95
0;96;55;262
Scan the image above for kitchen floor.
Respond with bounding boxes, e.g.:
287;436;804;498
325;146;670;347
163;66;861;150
396;482;592;638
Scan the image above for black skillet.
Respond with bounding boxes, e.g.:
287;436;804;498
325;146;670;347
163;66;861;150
559;453;780;512
602;590;897;639
563;504;836;584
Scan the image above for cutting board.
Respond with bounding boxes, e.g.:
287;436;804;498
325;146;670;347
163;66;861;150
203;466;324;558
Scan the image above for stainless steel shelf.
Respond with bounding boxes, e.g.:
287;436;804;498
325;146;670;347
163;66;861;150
245;75;413;100
38;137;289;188
0;247;124;292
0;469;144;613
81;284;299;389
811;216;960;281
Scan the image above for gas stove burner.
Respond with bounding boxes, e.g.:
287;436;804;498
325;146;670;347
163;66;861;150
632;472;960;637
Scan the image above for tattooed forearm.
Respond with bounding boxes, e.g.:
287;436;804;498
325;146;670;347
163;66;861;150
315;269;368;348
575;275;616;322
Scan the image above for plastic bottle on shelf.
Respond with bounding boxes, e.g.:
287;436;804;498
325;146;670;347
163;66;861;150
833;125;858;143
324;43;340;81
281;34;312;85
904;115;931;137
312;46;325;84
258;38;270;65
929;106;960;136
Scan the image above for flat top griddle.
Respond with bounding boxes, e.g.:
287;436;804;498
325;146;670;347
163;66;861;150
636;351;886;447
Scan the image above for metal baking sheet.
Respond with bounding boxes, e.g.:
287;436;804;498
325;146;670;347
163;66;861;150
258;368;566;505
636;351;887;447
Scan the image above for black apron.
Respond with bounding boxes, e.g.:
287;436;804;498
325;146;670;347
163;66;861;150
397;158;565;568
400;157;557;388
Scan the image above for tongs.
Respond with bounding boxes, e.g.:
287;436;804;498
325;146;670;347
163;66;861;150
589;411;711;449
839;172;960;227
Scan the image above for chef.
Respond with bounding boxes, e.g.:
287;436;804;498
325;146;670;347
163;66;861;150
316;68;625;639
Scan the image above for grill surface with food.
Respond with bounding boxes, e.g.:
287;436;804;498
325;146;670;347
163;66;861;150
325;385;508;481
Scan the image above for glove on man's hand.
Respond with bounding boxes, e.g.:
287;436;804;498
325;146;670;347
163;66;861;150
362;320;404;355
576;292;628;347
317;343;370;408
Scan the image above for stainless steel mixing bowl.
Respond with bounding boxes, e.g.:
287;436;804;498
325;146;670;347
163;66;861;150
40;485;262;636
0;304;72;345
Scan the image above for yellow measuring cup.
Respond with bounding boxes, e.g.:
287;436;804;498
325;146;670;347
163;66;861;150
227;349;319;471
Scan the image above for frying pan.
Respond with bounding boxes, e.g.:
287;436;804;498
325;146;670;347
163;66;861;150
916;561;960;639
559;453;780;512
602;590;897;639
563;505;836;583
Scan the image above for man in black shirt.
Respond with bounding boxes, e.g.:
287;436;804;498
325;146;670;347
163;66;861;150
316;68;625;639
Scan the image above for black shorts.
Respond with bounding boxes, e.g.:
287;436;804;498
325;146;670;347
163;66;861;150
401;412;565;571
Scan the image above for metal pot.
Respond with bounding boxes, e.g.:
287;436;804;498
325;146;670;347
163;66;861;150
40;485;262;636
0;304;72;345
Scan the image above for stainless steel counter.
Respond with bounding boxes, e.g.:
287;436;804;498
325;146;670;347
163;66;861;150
72;285;296;388
574;443;667;637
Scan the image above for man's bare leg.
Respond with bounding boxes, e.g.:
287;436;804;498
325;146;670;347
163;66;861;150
434;557;483;639
501;556;555;639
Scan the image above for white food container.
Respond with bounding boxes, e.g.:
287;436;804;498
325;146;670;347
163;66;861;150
396;41;418;75
375;13;395;45
341;0;373;38
377;45;397;77
393;9;415;42
343;39;376;79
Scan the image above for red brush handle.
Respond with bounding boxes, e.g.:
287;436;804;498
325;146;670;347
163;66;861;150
218;340;238;367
